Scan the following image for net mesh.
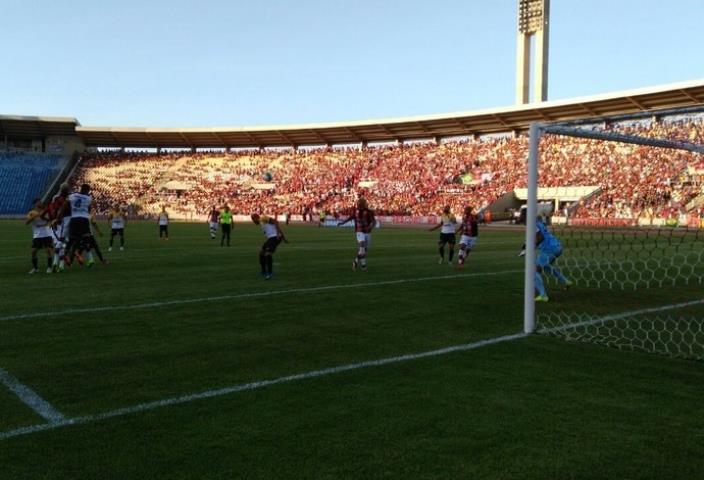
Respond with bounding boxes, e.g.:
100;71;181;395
533;113;704;361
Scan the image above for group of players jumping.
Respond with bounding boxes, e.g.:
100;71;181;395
26;183;125;274
27;185;568;299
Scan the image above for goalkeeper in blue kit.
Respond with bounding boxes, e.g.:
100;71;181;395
521;217;572;302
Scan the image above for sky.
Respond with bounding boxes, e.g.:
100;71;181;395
2;0;703;127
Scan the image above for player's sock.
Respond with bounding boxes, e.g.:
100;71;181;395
534;272;547;297
448;248;454;262
266;256;273;275
47;257;53;269
360;257;367;268
458;249;466;265
438;246;445;260
31;256;38;270
259;253;266;274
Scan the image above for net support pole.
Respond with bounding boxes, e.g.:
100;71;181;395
524;122;541;334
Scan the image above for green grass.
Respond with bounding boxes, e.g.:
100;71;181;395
0;220;702;479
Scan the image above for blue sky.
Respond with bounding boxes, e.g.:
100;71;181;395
2;0;703;127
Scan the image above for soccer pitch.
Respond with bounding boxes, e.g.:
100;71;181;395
1;220;702;479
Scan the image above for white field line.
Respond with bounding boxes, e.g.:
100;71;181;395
2;297;701;441
0;368;65;423
0;332;528;441
539;298;704;334
0;269;522;322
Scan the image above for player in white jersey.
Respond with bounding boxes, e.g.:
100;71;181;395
57;183;93;262
251;213;288;280
158;207;169;240
26;199;55;274
108;206;126;251
429;205;457;264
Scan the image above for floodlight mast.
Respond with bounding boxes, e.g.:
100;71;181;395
516;0;550;104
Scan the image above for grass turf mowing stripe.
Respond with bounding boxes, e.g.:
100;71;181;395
0;332;528;441
0;367;65;423
1;297;700;441
0;269;522;322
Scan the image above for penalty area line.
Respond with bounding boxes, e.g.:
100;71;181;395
0;269;522;322
0;332;528;441
0;367;65;424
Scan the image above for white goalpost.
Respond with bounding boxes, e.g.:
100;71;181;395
523;106;704;360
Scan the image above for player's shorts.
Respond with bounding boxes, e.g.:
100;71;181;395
355;232;371;246
439;232;456;244
32;236;53;249
209;221;218;230
460;235;477;249
262;236;281;253
159;225;168;234
111;228;124;236
70;217;91;239
537;246;563;267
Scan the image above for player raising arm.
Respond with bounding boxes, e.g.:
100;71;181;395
521;217;572;302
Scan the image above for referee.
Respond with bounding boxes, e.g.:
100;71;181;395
219;205;233;247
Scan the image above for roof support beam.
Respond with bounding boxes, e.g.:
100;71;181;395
625;96;646;110
680;89;701;103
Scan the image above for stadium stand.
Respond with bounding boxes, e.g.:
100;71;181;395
69;116;704;221
0;152;67;215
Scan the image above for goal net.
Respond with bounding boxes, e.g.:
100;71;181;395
523;106;704;361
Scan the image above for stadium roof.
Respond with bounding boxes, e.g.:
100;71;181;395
4;79;704;148
0;115;79;138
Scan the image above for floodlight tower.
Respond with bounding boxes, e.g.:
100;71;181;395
516;0;550;104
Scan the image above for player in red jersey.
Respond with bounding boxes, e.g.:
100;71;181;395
456;206;479;269
208;206;219;240
339;198;376;271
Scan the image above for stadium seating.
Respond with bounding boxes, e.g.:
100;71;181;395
0;153;66;215
69;117;704;220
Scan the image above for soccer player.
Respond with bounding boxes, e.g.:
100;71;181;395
47;183;70;271
208;206;219;240
251;213;288;280
220;205;233;247
338;198;375;271
57;183;93;263
456;206;478;269
83;213;108;266
523;217;571;302
158;207;169;240
26;199;54;274
108;205;126;251
429;205;457;264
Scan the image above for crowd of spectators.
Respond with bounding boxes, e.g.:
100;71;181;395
69;116;704;220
